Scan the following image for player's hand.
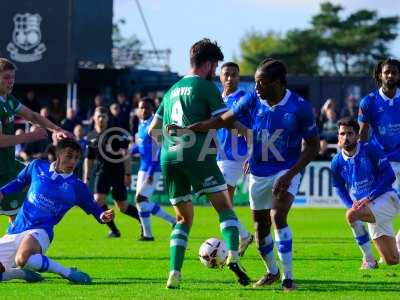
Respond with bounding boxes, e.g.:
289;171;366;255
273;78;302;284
100;209;114;223
145;175;154;184
243;160;250;174
54;129;74;140
273;172;294;197
124;174;132;187
28;127;48;142
352;198;370;210
165;124;189;137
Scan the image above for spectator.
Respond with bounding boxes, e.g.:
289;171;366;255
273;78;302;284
109;103;124;128
130;93;141;136
87;94;104;121
115;92;131;130
73;124;87;178
61;108;81;133
22;90;41;113
340;95;358;118
40;106;57;125
49;97;65;125
19;125;50;161
321;106;339;143
320;98;338;123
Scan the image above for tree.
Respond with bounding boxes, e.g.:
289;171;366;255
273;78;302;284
236;1;399;75
312;2;399;75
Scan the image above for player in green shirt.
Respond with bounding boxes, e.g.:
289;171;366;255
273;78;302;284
0;58;71;219
148;39;250;289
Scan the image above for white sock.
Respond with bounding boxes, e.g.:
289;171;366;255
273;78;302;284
350;221;374;262
137;202;153;238
25;254;71;278
396;230;400;253
151;203;176;224
258;233;279;275
275;226;293;280
238;220;250;240
0;268;26;281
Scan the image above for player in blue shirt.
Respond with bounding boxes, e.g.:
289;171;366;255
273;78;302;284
0;138;114;284
358;58;400;257
168;58;320;291
331;117;400;267
217;62;253;256
132;98;176;241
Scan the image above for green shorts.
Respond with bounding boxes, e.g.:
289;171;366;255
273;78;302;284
162;160;227;205
0;161;26;215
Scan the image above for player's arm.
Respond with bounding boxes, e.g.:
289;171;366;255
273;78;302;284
83;143;95;184
188;109;237;132
17;105;73;139
331;159;353;208
148;115;163;145
366;144;396;201
358;97;370;142
76;181;114;223
0;123;48;148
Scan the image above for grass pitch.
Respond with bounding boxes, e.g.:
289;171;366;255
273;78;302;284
1;207;399;299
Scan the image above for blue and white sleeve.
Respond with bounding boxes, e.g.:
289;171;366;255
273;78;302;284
232;91;255;121
0;160;34;196
331;159;353;208
75;181;104;223
358;96;371;124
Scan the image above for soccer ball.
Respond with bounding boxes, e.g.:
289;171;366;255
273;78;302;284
199;238;228;268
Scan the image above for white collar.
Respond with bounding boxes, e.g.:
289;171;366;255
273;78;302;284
341;143;360;161
223;89;244;102
379;87;400;102
183;74;200;79
49;162;73;179
260;89;291;109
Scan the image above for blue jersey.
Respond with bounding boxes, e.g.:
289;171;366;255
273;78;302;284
232;89;318;176
331;142;396;208
132;115;161;175
217;89;249;161
358;88;400;162
0;159;103;241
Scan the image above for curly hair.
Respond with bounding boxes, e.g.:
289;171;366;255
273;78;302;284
373;58;400;87
256;58;287;86
190;38;224;68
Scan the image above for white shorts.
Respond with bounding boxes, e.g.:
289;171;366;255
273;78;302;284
0;229;50;269
217;160;244;187
390;161;400;190
249;170;301;210
367;191;400;239
136;171;161;198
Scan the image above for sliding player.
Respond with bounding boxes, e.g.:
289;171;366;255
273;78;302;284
0;138;114;283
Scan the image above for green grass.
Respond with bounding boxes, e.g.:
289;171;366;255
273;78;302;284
1;207;400;299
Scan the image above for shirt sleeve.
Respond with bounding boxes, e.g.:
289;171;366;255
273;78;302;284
232;91;255;120
358;95;371;123
85;140;96;160
205;82;228;116
0;160;34;196
75;181;103;223
366;143;396;200
155;101;164;120
331;158;353;208
298;101;319;139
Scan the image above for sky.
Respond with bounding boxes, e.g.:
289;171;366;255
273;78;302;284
113;0;400;75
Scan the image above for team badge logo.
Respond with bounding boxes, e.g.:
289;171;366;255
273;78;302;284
6;13;46;63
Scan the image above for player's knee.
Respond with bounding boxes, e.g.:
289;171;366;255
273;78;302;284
116;201;128;212
176;216;193;228
270;209;285;227
384;255;399;265
346;209;357;223
14;252;29;267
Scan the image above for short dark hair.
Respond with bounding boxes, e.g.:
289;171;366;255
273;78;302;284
190;38;224;68
337;117;360;133
221;62;239;72
138;97;155;109
0;58;17;72
256;58;287;86
373;58;400;87
56;138;82;155
94;106;108;115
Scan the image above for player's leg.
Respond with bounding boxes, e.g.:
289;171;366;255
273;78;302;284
0;171;24;223
0;233;42;282
372;235;399;265
164;163;192;289
136;171;175;240
112;175;142;237
345;209;376;269
270;170;301;291
14;230;91;284
248;174;280;287
217;160;252;250
389;162;400;252
193;160;250;286
94;173;120;237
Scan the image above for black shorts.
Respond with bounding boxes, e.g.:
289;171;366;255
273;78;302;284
94;172;127;201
